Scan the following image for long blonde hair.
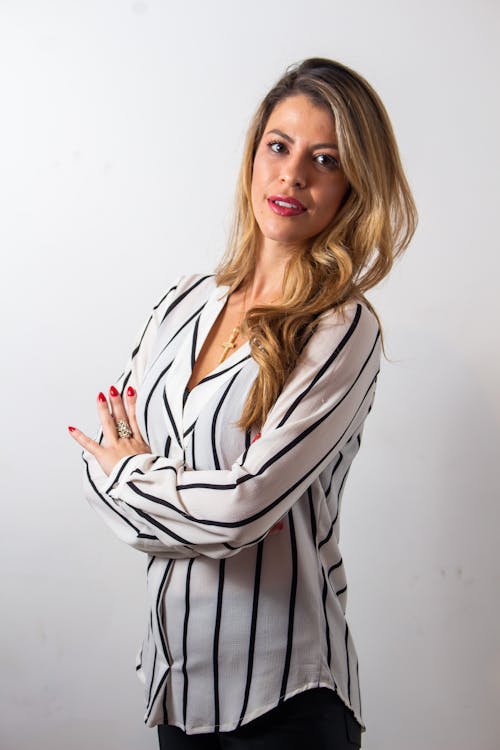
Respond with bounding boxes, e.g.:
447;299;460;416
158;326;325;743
214;57;417;432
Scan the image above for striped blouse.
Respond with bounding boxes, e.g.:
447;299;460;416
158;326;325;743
82;272;381;735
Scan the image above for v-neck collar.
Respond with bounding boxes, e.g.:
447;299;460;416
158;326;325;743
163;280;253;449
186;282;250;393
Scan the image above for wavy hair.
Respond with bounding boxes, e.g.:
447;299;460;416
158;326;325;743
214;57;417;431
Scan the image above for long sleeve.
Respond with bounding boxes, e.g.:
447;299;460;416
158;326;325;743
81;274;201;558
98;300;381;560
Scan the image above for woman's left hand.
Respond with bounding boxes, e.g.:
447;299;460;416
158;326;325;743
68;385;152;476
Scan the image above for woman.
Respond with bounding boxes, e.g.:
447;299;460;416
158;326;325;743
69;58;416;749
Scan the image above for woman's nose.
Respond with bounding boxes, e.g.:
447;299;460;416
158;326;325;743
280;156;307;188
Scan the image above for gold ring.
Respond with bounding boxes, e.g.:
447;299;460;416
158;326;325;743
116;419;133;439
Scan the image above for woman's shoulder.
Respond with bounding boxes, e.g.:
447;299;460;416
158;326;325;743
151;272;217;316
315;297;380;340
297;298;381;374
164;272;217;297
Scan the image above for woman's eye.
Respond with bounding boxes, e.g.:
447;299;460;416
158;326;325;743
268;140;286;154
315;153;340;169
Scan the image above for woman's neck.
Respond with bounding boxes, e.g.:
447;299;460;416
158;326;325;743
241;244;293;305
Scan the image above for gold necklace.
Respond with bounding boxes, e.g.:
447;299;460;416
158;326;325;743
218;287;248;364
218;287;280;364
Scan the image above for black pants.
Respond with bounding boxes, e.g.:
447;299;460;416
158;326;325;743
157;687;362;749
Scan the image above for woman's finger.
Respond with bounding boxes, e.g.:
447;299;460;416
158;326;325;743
97;392;119;444
108;385;130;429
124;386;142;438
68;426;104;457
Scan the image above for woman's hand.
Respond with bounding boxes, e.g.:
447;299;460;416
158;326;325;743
68;385;152;476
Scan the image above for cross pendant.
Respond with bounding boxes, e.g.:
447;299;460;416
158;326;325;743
219;326;240;364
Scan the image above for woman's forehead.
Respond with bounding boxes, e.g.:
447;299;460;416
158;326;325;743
264;94;337;142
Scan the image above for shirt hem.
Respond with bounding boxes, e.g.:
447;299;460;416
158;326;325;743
149;680;366;735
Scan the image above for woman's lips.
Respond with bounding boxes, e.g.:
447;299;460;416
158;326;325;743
267;195;307;217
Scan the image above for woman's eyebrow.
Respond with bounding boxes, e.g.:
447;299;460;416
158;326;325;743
266;128;339;151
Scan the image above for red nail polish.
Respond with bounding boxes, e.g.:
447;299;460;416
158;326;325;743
251;431;262;444
109;386;119;397
68;426;76;432
98;392;106;402
127;386;136;397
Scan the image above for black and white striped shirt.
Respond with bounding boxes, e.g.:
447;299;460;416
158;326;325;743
82;273;381;735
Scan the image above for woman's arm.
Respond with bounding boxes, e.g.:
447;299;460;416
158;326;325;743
79;274;204;558
78;299;381;560
82;438;199;558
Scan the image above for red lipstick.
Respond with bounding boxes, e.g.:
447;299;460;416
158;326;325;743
267;194;306;216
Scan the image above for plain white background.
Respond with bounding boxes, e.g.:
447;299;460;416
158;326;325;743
1;1;499;748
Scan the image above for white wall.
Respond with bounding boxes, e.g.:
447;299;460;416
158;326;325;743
1;1;499;748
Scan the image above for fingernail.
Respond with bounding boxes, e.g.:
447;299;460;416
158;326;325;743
68;426;76;432
98;392;107;402
251;431;262;444
109;386;119;397
127;386;136;397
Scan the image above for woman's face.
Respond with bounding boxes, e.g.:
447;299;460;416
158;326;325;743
251;94;349;255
